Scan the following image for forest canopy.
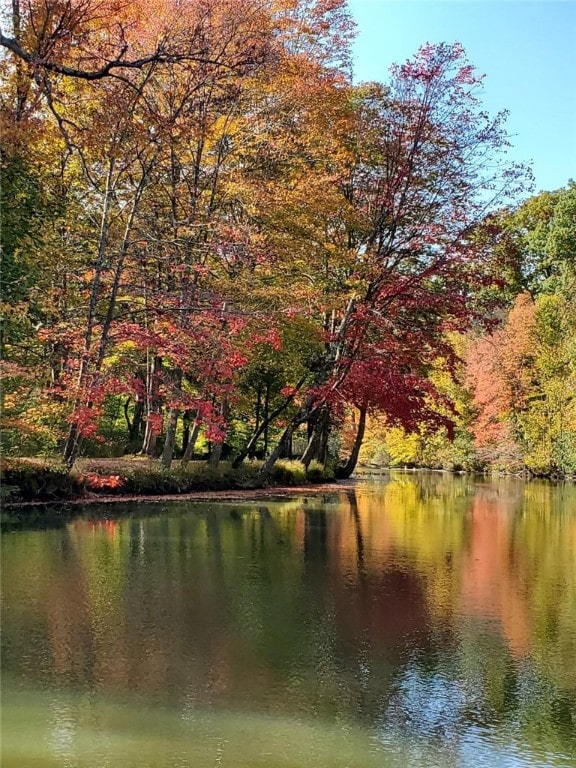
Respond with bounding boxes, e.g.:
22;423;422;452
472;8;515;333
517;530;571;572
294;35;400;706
1;0;573;480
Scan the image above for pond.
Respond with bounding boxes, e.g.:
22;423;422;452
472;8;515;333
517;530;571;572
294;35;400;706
2;473;576;767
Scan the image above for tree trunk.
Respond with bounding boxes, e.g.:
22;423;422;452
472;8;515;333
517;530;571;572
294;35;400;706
123;386;145;450
232;375;308;469
318;417;331;465
12;0;30;118
141;419;159;457
128;393;145;448
279;431;292;460
252;385;262;456
96;169;151;367
263;384;270;455
300;422;320;468
209;440;224;466
251;422;296;487
181;410;192;454
62;160;116;466
251;400;317;487
300;408;330;468
160;367;183;469
62;135;158;467
141;354;162;457
337;406;367;479
181;417;201;466
161;409;180;469
209;400;230;467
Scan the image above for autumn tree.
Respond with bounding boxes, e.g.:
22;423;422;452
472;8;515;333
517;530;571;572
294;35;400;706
465;184;576;475
350;333;478;473
0;0;281;464
1;0;360;463
2;4;535;477
247;42;529;483
467;290;576;475
1;0;270;83
466;295;535;471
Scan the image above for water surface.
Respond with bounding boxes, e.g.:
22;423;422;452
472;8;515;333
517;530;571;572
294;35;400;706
2;473;575;767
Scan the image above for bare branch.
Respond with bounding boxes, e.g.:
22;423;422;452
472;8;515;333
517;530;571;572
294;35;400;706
1;28;263;80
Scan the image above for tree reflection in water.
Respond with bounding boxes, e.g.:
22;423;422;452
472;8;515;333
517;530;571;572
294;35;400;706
1;474;575;766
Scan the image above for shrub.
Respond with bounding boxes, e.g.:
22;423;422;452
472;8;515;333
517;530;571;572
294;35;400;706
271;459;307;486
83;473;125;491
77;460;255;496
308;460;335;483
0;459;84;501
235;460;262;486
1;455;333;504
306;460;326;483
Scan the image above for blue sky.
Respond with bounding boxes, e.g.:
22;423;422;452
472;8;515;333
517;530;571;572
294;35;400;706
347;0;576;195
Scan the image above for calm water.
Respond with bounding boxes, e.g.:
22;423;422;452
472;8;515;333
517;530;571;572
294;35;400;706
2;473;576;767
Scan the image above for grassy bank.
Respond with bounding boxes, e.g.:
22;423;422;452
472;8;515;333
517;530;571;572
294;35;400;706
0;457;336;505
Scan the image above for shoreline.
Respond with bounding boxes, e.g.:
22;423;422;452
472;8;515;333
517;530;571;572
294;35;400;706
2;480;359;510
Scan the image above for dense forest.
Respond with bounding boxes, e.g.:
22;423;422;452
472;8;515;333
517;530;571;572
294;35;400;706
1;0;575;481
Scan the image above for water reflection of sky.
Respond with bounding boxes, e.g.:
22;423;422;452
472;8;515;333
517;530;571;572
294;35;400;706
375;646;575;768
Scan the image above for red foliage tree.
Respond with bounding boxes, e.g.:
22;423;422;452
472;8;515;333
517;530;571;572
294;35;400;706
253;42;530;483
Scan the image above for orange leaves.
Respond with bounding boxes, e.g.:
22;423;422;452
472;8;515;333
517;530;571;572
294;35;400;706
2;6;535;472
2;0;273;83
490;294;538;415
83;473;124;490
466;293;537;456
467;339;515;453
